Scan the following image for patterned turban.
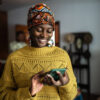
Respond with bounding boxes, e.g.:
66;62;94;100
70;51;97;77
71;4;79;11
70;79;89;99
27;3;55;31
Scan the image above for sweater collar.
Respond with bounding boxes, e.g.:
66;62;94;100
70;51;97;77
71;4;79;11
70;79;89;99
23;45;55;55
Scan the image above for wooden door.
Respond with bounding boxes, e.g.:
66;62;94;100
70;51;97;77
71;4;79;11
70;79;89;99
0;11;8;59
55;21;60;47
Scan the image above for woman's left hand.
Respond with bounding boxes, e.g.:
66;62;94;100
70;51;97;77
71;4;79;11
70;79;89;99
43;71;69;86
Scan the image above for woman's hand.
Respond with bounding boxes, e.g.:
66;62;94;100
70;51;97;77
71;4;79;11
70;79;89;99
29;71;44;96
43;71;69;86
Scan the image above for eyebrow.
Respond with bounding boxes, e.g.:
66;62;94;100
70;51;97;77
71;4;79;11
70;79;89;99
36;25;53;29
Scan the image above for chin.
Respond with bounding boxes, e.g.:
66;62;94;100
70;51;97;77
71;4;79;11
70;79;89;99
38;44;47;48
38;43;48;48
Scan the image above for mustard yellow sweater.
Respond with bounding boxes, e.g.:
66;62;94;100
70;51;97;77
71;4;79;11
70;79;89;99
0;46;77;100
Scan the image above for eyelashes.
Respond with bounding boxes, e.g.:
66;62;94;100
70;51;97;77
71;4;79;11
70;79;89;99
36;28;53;34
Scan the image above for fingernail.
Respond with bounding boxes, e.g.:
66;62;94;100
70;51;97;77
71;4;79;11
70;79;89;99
47;74;51;77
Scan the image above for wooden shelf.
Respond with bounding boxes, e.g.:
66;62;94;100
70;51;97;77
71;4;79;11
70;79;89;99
73;64;89;69
72;52;84;55
67;33;92;94
79;83;89;90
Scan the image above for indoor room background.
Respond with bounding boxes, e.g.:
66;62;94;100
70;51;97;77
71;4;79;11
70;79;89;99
0;0;100;98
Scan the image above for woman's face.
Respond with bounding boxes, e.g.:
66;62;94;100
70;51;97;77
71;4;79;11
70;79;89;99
30;24;53;48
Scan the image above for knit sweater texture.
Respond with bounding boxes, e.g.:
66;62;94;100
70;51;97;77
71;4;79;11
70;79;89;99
0;46;77;100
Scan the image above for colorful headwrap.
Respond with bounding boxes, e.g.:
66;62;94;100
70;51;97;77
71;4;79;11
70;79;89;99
28;3;55;31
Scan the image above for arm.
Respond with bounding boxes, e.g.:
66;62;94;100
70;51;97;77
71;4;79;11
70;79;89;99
58;52;77;100
0;56;36;100
44;52;77;100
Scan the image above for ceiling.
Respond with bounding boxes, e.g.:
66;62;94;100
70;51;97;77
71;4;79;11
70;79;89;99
0;0;42;11
0;0;97;11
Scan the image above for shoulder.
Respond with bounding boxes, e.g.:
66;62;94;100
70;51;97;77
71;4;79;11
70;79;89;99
53;46;67;53
53;46;69;56
8;46;27;60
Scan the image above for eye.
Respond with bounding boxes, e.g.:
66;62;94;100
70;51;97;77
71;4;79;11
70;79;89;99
36;27;43;32
47;28;53;33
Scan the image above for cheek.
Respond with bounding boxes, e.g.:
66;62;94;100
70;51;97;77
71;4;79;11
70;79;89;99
49;33;53;38
30;29;39;36
32;32;40;37
48;34;53;40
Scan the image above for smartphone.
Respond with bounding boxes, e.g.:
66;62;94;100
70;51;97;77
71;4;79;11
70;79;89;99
49;68;66;81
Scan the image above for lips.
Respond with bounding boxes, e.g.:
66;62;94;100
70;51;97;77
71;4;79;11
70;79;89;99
38;39;47;44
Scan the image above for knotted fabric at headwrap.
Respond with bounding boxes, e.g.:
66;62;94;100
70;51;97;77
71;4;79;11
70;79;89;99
28;3;55;30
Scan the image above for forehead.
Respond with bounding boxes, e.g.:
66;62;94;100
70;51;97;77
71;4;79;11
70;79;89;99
36;24;53;29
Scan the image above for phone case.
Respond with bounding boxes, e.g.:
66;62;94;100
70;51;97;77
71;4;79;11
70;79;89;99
49;68;66;81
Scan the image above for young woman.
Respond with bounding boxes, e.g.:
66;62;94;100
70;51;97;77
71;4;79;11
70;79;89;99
0;3;77;100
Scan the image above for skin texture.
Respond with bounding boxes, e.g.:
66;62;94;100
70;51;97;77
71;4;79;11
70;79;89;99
29;24;69;96
43;71;69;86
30;24;53;48
30;71;44;96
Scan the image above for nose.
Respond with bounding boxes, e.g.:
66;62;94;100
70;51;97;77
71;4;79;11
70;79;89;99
41;30;48;38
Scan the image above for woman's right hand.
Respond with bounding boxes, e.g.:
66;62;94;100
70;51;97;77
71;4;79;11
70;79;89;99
29;71;44;96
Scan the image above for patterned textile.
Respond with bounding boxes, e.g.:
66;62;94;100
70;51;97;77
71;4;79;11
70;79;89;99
28;3;55;30
0;46;77;100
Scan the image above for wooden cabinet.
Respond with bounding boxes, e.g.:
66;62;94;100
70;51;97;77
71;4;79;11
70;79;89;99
55;21;60;47
0;11;8;59
65;32;92;94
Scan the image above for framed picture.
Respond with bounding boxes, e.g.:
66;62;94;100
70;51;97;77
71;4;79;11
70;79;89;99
16;24;29;44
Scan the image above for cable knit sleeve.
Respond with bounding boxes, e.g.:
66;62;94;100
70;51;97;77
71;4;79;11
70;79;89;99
58;51;77;100
0;55;36;100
